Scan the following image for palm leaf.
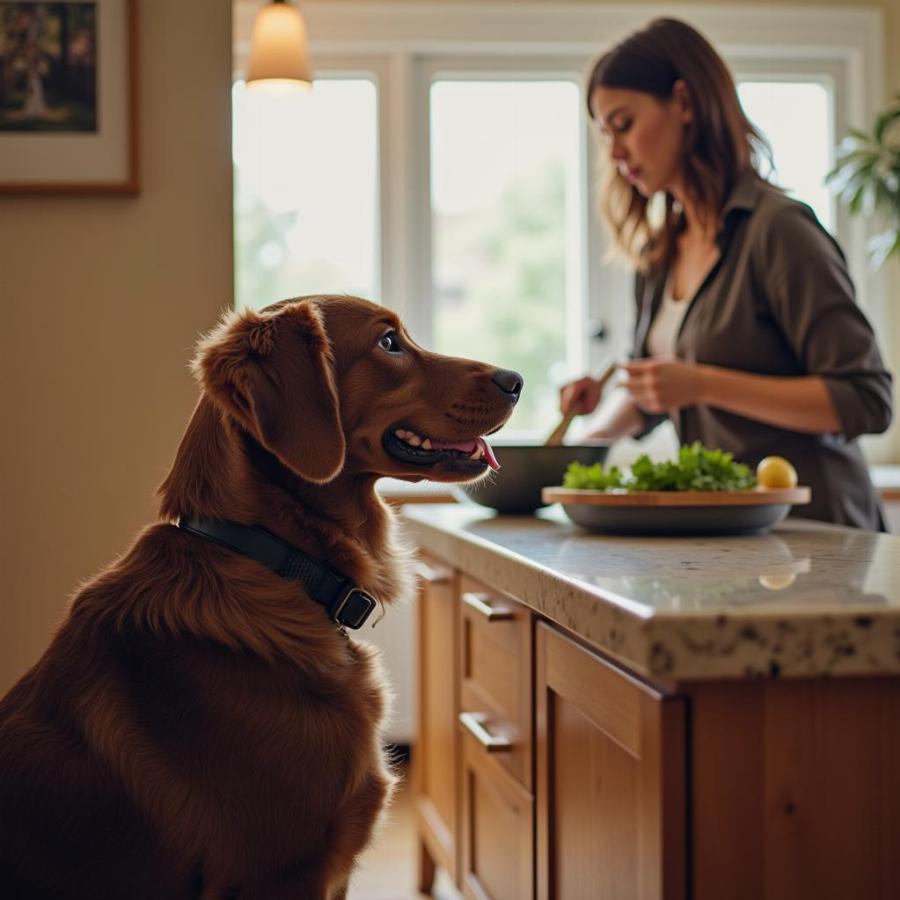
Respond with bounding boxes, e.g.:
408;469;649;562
873;97;900;143
868;229;900;269
831;99;900;269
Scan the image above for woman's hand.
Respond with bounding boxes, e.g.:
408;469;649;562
619;358;708;413
621;358;842;433
560;375;604;416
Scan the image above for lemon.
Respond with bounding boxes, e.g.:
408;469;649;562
758;573;797;590
756;455;798;490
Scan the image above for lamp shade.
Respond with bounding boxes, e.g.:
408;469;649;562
246;0;312;88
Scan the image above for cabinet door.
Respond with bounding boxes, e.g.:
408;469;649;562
414;554;460;890
535;623;686;900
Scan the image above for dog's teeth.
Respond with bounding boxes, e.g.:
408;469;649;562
470;446;484;460
395;429;408;439
421;438;433;450
408;435;422;447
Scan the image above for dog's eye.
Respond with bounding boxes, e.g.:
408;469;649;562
378;331;402;354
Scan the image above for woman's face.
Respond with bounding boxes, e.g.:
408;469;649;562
590;85;692;198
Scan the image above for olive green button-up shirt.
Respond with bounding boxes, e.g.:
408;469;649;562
632;171;894;530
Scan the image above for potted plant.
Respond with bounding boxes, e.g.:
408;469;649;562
826;94;900;269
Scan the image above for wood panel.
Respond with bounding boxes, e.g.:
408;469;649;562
414;553;461;892
689;677;900;900
536;623;685;900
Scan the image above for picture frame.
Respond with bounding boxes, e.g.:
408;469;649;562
0;0;138;195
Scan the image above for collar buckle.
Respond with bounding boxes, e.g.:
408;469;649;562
329;584;377;630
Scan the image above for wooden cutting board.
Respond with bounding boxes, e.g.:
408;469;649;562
541;487;811;507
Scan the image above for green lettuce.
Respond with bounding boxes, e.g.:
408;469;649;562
563;442;756;492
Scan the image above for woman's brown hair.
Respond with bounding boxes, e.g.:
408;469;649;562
586;18;773;269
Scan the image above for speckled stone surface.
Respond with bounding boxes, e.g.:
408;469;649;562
401;504;900;682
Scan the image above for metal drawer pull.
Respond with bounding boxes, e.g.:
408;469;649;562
415;561;451;584
461;591;513;621
459;712;513;752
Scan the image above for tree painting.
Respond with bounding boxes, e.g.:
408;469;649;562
0;2;97;132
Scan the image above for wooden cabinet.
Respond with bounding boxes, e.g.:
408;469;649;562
535;623;685;900
413;538;900;899
415;556;686;900
414;553;461;892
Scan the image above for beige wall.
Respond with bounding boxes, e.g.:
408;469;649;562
0;0;234;693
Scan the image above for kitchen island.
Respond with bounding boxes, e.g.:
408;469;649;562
404;504;900;900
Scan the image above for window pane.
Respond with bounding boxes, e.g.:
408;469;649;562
232;79;379;310
430;80;581;437
738;81;833;230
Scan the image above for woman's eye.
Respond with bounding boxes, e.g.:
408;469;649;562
379;331;402;353
598;119;630;144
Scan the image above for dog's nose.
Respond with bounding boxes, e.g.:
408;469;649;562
491;368;524;402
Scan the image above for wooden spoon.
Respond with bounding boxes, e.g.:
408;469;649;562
544;361;618;446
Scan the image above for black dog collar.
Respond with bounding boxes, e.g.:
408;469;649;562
177;516;377;630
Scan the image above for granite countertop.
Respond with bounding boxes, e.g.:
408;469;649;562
402;504;900;682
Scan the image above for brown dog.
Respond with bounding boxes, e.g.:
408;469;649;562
0;295;522;899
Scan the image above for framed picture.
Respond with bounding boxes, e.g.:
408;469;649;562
0;0;138;194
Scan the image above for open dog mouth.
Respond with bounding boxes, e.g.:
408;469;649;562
383;426;501;472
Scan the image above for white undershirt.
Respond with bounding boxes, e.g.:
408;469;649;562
647;277;690;358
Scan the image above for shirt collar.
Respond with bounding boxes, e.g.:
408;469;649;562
646;169;767;274
719;168;766;224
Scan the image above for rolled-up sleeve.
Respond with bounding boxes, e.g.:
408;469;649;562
762;205;894;440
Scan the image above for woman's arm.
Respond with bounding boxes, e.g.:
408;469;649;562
756;204;893;439
621;358;842;434
699;367;840;433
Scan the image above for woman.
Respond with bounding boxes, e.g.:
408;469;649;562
561;17;893;529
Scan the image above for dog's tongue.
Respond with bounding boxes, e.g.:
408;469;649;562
476;437;500;471
429;436;501;471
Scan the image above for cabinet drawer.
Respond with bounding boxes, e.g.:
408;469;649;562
461;729;534;900
458;575;532;790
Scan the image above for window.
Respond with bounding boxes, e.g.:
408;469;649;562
429;79;581;435
737;80;834;230
232;78;379;311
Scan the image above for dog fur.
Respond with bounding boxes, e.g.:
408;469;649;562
0;295;520;899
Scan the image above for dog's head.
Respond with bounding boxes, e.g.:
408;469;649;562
192;295;522;485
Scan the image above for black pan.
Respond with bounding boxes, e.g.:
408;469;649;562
453;443;610;514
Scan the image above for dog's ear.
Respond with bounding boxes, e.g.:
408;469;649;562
193;301;345;483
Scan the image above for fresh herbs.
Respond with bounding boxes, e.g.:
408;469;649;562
563;442;756;492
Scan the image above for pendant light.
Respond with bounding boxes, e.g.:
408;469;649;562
245;0;312;91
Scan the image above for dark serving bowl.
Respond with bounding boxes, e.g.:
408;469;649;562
453;443;610;514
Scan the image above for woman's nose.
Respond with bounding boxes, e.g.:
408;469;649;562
610;138;627;161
